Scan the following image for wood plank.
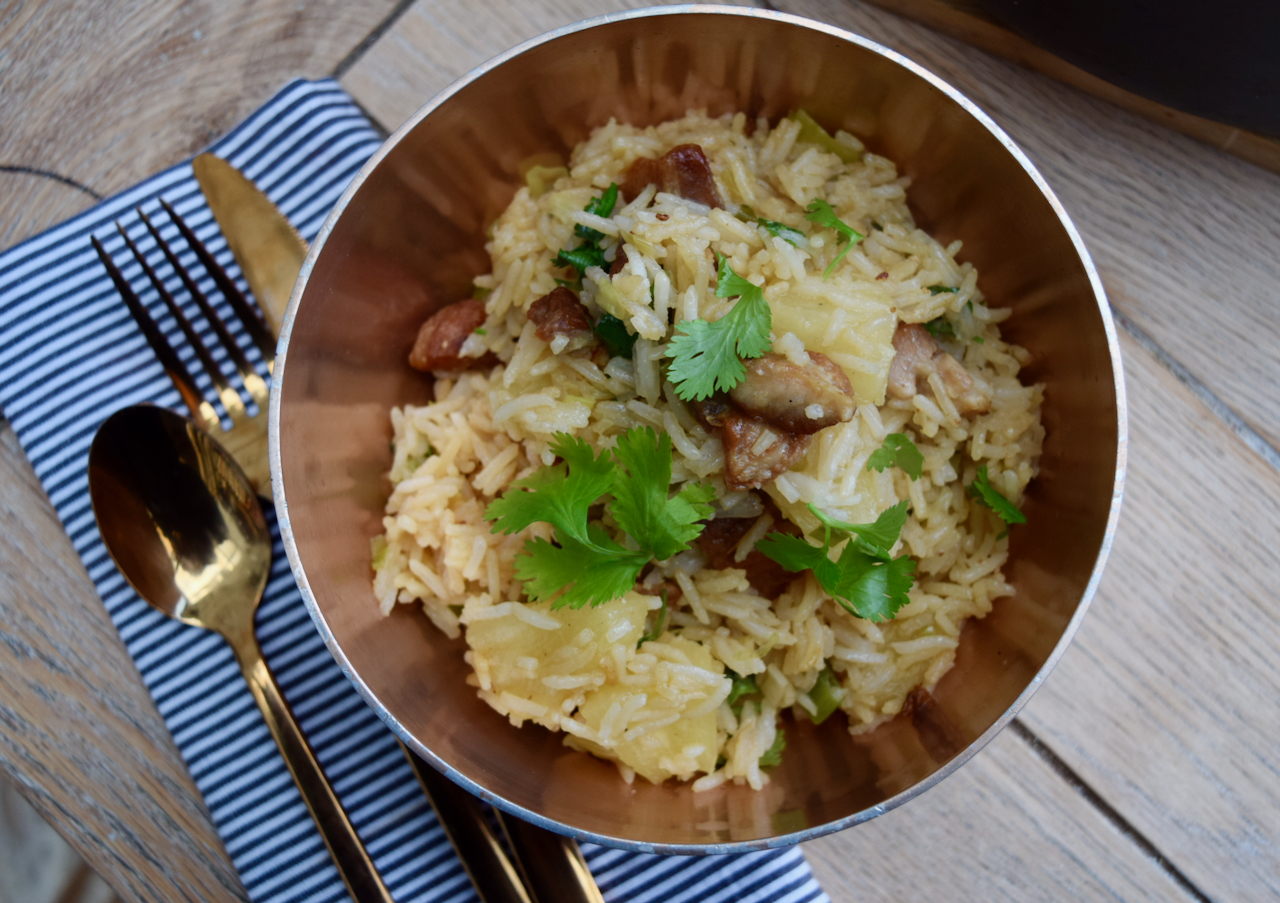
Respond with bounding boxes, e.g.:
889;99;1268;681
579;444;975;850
340;0;763;133
803;727;1192;902
0;422;244;903
860;0;1280;175
0;0;400;250
1017;330;1280;899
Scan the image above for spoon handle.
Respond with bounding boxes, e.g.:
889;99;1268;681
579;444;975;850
236;643;395;903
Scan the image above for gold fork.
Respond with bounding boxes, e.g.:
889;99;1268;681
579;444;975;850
91;200;276;493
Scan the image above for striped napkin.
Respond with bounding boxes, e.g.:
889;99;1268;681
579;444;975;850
0;79;831;903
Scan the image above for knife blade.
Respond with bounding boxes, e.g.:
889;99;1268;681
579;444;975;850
197;157;605;903
192;153;307;337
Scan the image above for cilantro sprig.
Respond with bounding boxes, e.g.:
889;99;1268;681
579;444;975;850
805;199;863;279
665;255;773;401
485;427;715;608
756;501;916;622
757;217;805;246
555;183;619;279
968;464;1026;525
866;433;924;480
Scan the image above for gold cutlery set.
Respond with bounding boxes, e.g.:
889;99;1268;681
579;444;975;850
88;156;603;903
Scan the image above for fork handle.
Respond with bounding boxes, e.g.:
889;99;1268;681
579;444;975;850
233;640;396;903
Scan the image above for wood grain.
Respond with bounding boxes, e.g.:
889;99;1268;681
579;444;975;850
340;0;762;133
0;422;244;903
0;0;400;251
1018;330;1280;899
804;727;1191;902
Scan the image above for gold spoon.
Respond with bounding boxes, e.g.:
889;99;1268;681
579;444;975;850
87;404;395;903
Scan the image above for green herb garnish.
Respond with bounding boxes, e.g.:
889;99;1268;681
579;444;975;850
574;182;619;244
485;427;715;608
555;183;619;277
474;327;487;336
967;464;1026;525
665;254;772;401
805;199;863;279
594;312;637;358
866;433;924;480
554;243;607;277
756;501;915;622
757;217;805;246
927;285;959;295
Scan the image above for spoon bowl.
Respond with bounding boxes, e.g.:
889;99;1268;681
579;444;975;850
87;404;393;903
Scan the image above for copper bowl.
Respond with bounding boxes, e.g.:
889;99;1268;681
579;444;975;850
270;5;1126;852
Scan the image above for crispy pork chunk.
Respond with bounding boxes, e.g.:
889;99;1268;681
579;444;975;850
408;298;488;372
887;322;990;416
527;286;596;354
729;352;857;433
722;412;812;490
622;144;723;209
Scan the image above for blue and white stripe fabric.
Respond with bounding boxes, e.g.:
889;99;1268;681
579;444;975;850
0;80;831;903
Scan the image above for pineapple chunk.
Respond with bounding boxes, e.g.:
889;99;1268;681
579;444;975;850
769;275;897;404
464;593;649;725
575;636;724;783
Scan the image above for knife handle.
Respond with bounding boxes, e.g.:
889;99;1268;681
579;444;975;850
496;809;606;903
400;744;532;903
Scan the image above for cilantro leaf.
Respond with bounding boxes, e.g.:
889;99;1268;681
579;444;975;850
805;199;863;279
831;544;916;623
610;428;715;560
968;464;1026;525
756;501;915;622
485;433;615;549
866;433;924;480
574;182;620;243
516;533;648;609
927;284;959;295
757;218;805;245
759;725;786;768
666;255;773;401
809;500;910;558
555;243;607;277
594;312;637;358
486;427;716;607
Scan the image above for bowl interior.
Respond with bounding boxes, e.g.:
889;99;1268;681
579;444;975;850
273;8;1121;850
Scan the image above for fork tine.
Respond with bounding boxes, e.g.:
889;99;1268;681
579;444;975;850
157;198;276;369
137;207;270;411
114;220;250;423
91;234;220;431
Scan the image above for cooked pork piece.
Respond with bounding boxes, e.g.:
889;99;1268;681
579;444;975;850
408;297;488;372
729;351;856;433
722;412;811;490
622;143;723;209
887;322;991;415
527;286;596;354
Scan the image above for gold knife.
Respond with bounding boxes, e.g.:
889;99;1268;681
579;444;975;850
195;154;604;903
192;153;307;338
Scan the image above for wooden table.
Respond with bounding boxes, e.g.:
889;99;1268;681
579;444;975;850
2;1;1278;900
